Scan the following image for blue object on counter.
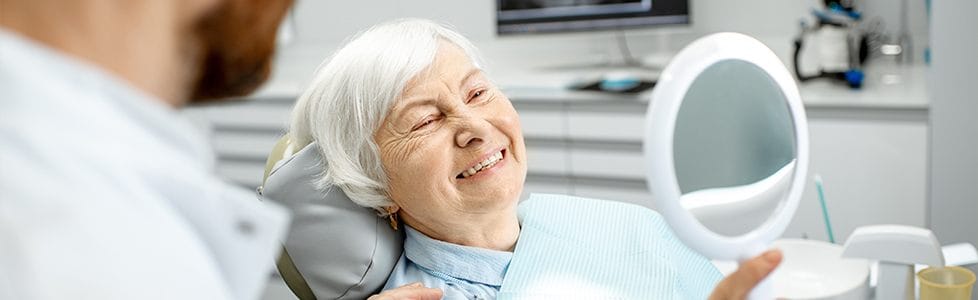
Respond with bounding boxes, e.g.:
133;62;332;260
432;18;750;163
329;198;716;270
599;76;641;92
844;69;864;89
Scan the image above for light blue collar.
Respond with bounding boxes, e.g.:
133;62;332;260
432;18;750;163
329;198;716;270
402;226;513;287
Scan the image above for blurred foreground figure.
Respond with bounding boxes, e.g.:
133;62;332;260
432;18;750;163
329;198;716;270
0;0;294;299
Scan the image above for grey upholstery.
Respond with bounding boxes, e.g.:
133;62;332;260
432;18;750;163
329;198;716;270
261;142;404;299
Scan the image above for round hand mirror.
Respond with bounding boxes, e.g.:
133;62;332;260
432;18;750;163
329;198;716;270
644;33;810;298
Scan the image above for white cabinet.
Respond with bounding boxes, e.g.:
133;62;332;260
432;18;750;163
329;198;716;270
785;117;928;242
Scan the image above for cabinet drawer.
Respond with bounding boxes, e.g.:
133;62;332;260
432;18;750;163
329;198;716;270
526;145;568;175
213;132;281;160
570;148;646;180
204;101;292;131
217;161;264;188
518;110;564;139
567;112;646;142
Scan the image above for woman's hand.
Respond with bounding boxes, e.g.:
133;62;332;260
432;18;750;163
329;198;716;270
368;282;443;300
709;250;783;300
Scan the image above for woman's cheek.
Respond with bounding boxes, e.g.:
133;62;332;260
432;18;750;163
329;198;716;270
491;98;521;127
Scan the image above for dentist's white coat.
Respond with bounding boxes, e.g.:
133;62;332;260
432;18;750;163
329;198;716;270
0;30;289;300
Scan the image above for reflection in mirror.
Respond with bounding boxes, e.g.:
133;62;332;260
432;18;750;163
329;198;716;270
673;59;797;237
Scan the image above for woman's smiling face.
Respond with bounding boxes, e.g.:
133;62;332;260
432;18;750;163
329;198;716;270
373;41;527;236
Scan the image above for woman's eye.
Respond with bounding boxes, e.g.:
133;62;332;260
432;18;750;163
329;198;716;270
469;89;486;103
412;118;435;131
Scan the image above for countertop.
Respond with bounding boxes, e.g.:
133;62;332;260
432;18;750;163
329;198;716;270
250;42;929;111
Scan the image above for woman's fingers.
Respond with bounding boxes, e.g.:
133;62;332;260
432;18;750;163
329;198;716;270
709;250;783;300
367;282;443;300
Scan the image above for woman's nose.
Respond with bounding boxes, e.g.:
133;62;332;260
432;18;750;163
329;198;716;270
454;114;493;148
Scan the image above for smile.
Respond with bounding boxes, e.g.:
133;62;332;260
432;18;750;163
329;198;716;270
457;149;505;179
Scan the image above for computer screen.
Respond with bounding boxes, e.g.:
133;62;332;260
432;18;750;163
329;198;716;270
497;0;689;35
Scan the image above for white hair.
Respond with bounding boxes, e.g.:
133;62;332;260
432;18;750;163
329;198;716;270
289;19;485;214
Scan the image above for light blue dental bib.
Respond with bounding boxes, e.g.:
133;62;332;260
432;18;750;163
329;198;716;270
500;194;723;299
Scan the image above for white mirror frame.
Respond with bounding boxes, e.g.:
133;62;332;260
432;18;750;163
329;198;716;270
644;32;810;262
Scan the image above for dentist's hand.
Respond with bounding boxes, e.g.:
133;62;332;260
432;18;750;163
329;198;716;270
368;282;443;300
709;250;783;300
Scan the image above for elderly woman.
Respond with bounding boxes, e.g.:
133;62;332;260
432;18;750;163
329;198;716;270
290;19;781;300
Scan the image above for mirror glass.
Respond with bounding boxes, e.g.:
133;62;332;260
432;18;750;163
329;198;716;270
672;59;797;237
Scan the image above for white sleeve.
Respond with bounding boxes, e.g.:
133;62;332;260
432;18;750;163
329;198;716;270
0;222;30;300
0;192;235;300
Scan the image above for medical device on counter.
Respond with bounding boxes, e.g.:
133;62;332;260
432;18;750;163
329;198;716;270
792;3;868;89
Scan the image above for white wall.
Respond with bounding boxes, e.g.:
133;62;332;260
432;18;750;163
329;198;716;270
275;0;928;87
928;0;978;284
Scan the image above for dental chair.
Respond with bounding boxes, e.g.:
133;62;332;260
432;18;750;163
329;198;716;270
259;135;403;300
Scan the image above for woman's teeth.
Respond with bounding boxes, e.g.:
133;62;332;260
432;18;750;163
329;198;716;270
461;151;503;178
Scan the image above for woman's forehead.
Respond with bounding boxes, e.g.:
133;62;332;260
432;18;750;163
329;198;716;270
401;43;481;97
429;41;476;75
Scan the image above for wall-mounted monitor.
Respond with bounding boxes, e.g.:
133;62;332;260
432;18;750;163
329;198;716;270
497;0;690;35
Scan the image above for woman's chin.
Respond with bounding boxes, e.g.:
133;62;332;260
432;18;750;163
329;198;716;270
459;189;522;212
